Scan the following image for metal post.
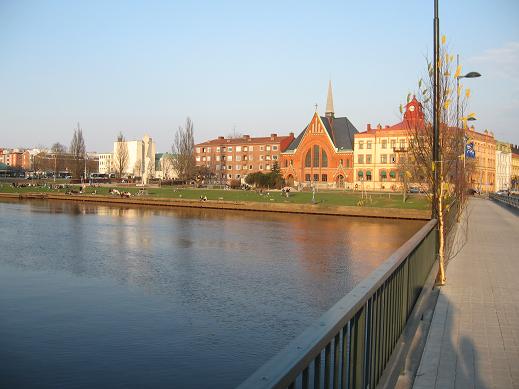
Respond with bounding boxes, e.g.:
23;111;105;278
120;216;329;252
432;0;440;218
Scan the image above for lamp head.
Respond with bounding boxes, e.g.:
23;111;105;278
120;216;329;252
464;72;481;78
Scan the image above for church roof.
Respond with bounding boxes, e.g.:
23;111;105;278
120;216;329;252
285;116;358;152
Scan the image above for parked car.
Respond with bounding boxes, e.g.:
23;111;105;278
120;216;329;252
408;187;420;193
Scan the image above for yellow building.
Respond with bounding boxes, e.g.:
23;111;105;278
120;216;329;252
465;127;496;193
353;98;420;191
512;145;519;190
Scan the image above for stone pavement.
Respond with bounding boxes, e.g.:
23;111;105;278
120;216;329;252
413;197;519;389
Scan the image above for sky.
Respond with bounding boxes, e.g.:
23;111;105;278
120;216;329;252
1;0;518;152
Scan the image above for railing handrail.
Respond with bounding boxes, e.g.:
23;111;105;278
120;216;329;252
238;219;437;389
489;193;519;208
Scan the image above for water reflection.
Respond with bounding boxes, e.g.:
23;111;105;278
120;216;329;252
0;199;424;388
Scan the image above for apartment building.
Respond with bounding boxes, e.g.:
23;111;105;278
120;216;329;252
195;133;295;182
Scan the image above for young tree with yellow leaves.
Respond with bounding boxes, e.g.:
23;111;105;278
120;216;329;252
403;36;475;284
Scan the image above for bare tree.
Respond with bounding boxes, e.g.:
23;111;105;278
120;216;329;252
162;154;175;179
172;117;196;181
69;123;86;178
114;132;129;178
405;37;472;284
50;142;67;176
133;159;142;177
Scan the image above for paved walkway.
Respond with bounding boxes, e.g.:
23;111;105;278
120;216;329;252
414;198;519;389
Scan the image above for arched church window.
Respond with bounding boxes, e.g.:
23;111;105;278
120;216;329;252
313;145;320;167
305;150;311;167
322;150;328;167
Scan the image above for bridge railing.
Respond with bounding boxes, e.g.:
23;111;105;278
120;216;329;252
489;193;519;209
238;219;438;389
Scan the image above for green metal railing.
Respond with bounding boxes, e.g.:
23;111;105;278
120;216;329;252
238;219;438;389
489;193;519;209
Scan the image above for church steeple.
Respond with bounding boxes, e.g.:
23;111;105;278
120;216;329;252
325;80;334;119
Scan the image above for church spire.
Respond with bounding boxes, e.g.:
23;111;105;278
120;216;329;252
325;80;334;118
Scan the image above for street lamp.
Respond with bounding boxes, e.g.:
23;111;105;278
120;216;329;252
456;54;481;130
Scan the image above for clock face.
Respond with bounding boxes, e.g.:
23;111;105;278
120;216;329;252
409;105;415;112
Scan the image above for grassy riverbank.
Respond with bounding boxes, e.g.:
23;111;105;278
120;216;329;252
0;184;430;210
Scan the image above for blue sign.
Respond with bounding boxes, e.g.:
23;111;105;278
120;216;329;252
465;142;476;159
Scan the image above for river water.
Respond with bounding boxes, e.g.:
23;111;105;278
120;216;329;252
0;199;424;388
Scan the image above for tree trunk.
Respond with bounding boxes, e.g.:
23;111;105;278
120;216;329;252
437;184;446;284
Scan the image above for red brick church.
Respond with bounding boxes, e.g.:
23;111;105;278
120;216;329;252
280;81;358;188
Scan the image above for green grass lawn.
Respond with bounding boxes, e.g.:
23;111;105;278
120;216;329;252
0;183;430;210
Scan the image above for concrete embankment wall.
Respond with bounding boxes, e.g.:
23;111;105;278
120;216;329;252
0;192;431;220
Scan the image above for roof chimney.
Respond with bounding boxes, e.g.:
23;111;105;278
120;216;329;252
218;136;224;140
270;133;277;140
367;124;371;131
243;134;250;139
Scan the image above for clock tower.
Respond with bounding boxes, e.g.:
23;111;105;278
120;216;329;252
403;96;424;121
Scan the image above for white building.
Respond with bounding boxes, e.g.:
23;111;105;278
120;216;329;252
113;134;156;183
98;153;113;174
154;152;178;180
495;140;512;191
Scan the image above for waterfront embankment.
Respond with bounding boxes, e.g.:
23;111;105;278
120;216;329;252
0;192;431;220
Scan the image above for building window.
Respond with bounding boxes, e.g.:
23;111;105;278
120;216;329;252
322;150;328;167
207;147;211;153
305;174;311;181
272;155;278;160
359;141;364;149
236;174;241;179
260;155;264;161
366;154;372;164
399;140;406;149
249;165;253;170
236;146;242;152
243;146;248;152
367;141;372;149
260;146;264;151
305;150;311;167
358;155;364;164
259;165;263;170
266;146;271;151
339;159;343;166
249;146;253;151
236;165;241;170
380;154;387;163
228;165;232;170
266;164;271;170
322;174;328;182
249;155;253;161
313;174;319;182
196;148;201;153
227;147;232;152
366;171;372;181
228;174;232;179
236;156;241;161
390;139;396;148
196;156;201;161
216;147;220;152
228;156;233;162
390;154;396;163
313;145;320;167
266;155;271;160
272;145;278;151
382;139;387;149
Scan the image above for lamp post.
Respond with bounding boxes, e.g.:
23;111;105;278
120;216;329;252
432;0;440;219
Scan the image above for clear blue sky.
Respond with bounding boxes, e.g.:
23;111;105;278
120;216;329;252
1;0;518;152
